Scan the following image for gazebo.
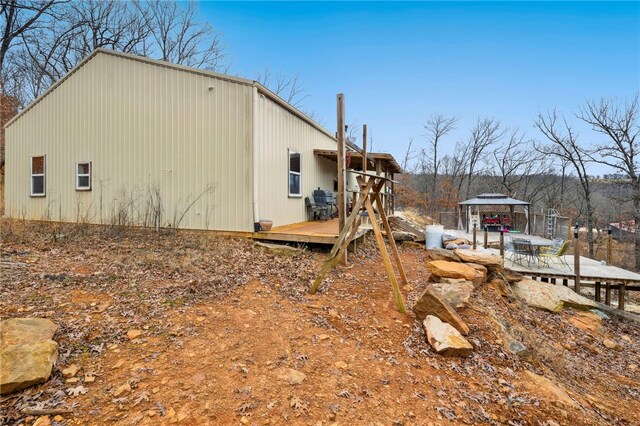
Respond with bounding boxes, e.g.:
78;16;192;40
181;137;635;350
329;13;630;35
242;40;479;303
458;193;531;234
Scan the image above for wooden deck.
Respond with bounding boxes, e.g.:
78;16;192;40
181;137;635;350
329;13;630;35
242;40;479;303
253;219;368;245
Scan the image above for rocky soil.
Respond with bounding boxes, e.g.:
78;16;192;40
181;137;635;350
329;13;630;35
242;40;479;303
1;219;639;425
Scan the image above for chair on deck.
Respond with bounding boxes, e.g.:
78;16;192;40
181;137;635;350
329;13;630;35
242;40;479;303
510;238;536;267
305;196;329;221
539;240;570;268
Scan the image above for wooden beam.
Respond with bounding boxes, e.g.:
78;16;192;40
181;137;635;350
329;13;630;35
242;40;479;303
362;124;368;174
364;196;407;313
309;177;377;294
574;229;581;293
337;94;346;264
374;193;409;289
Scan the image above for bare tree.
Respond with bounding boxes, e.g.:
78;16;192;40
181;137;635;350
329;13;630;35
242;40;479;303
465;117;504;198
535;108;595;257
146;1;224;71
423;113;457;212
0;0;60;74
492;127;551;198
256;67;310;108
578;95;640;270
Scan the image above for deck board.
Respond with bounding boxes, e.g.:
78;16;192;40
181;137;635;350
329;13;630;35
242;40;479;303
253;219;367;244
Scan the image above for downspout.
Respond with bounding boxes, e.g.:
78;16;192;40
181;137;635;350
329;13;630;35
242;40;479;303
252;86;260;231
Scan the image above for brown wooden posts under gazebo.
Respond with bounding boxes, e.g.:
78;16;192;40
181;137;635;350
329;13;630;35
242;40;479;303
458;193;531;235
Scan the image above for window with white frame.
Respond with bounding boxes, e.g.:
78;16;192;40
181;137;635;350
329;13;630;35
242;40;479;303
288;150;301;197
76;162;91;190
30;156;46;196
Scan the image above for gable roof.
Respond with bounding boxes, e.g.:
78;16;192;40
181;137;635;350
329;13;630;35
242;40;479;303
5;48;336;140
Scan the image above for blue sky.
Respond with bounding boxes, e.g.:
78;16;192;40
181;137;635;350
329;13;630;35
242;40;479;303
200;1;640;171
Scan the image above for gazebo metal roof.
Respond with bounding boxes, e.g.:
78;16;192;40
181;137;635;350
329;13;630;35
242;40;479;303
458;193;530;206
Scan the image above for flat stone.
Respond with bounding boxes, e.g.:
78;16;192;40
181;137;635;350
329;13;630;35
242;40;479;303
466;262;488;286
412;287;469;335
422;316;473;357
443;237;470;246
568;311;603;334
511;279;596;313
425;249;461;263
523;371;577;408
1;318;57;346
276;368;306;385
603;339;621;350
1;340;59;394
487;277;511;297
430;282;474;309
427;261;477;281
127;329;142;340
454;249;503;269
1;318;59;394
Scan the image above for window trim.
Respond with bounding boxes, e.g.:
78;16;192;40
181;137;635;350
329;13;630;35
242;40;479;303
30;155;46;197
288;149;302;198
76;161;92;191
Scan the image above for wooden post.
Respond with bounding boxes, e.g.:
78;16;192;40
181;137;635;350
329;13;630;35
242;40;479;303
362;124;368;174
483;227;488;249
364;197;407;313
618;284;626;310
605;282;611;305
336;94;346;264
499;230;504;257
607;227;612;265
574;227;581;293
595;281;601;302
472;224;477;250
374;193;409;288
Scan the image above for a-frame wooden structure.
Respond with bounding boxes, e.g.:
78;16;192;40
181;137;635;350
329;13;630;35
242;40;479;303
309;172;408;313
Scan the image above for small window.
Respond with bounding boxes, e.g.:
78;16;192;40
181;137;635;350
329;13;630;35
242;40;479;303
288;150;301;197
30;156;46;196
76;162;91;190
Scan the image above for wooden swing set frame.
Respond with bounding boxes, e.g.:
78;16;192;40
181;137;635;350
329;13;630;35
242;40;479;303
309;172;408;313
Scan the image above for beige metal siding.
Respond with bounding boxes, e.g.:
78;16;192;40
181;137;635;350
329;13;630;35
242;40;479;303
254;92;337;227
5;52;253;231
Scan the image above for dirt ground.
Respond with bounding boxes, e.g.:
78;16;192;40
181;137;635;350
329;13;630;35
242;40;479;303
1;219;639;426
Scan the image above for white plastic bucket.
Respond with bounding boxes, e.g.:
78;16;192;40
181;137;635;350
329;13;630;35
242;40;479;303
425;225;444;249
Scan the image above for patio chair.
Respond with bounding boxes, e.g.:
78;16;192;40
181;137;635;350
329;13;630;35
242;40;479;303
539;240;570;268
510;238;536;267
305;196;328;221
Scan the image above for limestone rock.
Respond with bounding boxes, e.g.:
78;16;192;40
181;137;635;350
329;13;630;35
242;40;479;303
430;282;474;309
422;316;473;357
276;368;306;385
0;318;59;394
443;237;470;246
412;287;470;335
1;340;59;394
523;371;577;408
1;318;57;346
568;311;603;334
427;261;477;281
487;277;512;297
454;249;503;269
511;279;596;313
127;329;142;340
603;339;621;350
466;262;488;286
425;249;461;263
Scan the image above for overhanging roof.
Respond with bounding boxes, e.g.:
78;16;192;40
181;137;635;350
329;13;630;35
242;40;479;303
458;193;530;206
314;149;402;174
